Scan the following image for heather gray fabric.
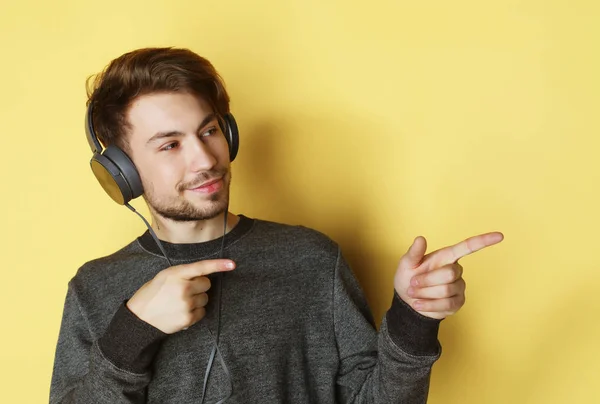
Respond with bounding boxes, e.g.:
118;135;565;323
50;215;441;403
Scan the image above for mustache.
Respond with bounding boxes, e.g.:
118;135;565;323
178;167;229;191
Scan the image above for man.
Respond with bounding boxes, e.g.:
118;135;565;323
50;47;503;403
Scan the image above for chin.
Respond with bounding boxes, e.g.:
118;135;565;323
193;199;228;217
189;187;228;206
147;195;229;222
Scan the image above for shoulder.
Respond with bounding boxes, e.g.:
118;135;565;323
69;238;150;294
248;216;340;258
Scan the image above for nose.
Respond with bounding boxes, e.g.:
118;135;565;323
187;137;218;173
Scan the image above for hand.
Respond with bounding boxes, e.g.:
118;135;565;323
126;259;236;334
394;232;504;319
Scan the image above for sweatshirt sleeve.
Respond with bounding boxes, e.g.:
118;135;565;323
333;248;442;403
49;280;168;404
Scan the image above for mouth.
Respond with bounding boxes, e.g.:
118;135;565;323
187;177;224;194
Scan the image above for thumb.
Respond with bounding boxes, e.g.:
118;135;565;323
404;236;427;269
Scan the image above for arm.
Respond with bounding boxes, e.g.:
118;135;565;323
49;281;167;404
334;249;442;403
50;259;234;403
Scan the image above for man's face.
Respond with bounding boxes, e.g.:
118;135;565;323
126;92;231;221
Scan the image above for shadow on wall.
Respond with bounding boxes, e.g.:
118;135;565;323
232;107;405;321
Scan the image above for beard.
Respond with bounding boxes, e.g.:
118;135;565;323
144;167;231;222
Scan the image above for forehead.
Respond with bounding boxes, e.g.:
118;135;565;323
126;92;213;142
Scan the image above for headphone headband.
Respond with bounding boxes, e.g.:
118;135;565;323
85;103;103;154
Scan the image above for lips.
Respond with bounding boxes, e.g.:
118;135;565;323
192;178;221;189
187;177;224;194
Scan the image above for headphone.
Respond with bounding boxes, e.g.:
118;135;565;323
85;102;239;205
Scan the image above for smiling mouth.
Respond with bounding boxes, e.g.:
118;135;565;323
192;178;220;189
187;177;224;194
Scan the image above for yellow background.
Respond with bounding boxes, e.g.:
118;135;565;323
1;0;598;402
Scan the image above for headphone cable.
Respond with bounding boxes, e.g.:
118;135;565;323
126;203;173;266
200;207;233;404
125;203;233;403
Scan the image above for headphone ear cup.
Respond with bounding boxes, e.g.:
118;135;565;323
222;113;239;162
90;152;132;205
91;146;143;205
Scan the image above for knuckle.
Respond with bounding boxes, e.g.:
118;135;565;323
457;278;466;292
413;276;423;286
195;307;206;321
178;298;193;315
183;312;195;325
176;289;187;302
195;276;210;292
181;282;192;295
176;313;191;330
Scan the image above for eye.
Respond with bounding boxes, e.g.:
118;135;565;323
201;127;218;137
160;142;179;151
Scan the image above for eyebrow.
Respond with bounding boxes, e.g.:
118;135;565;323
146;113;217;145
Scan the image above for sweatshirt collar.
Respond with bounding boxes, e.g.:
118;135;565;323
137;214;254;261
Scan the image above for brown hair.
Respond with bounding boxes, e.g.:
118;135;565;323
86;47;230;150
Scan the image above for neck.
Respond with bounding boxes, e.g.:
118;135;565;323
149;210;240;244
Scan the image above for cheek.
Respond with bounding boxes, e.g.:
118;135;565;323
213;136;232;164
138;160;181;193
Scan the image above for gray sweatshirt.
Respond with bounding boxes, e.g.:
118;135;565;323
50;215;442;403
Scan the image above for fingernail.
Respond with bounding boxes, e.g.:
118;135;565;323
407;287;415;297
414;301;423;310
411;278;419;287
226;261;235;269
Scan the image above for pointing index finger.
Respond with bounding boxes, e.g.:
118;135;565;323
449;231;504;263
176;259;236;280
424;231;504;269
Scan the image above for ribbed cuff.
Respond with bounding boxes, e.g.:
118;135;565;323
98;300;168;374
386;291;442;356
